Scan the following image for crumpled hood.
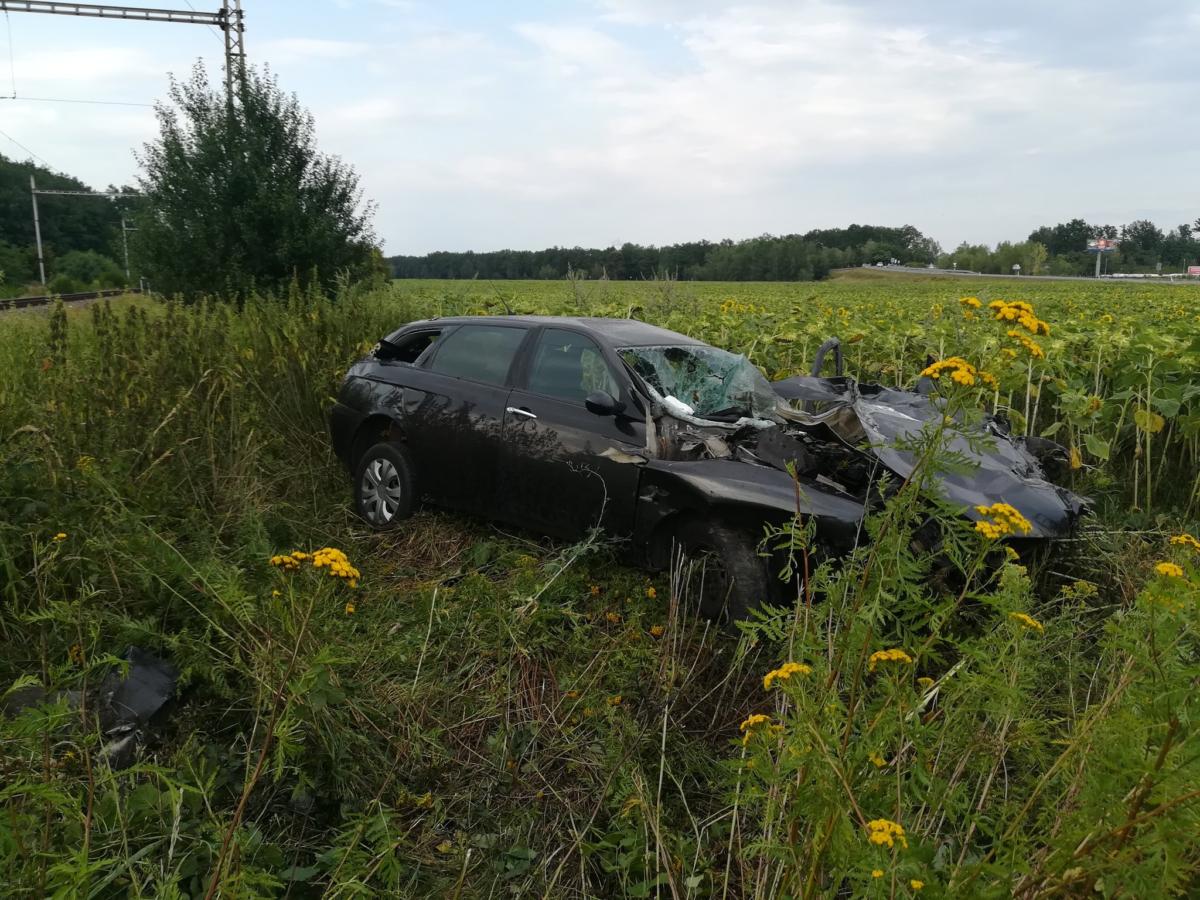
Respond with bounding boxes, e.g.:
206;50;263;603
773;375;1087;538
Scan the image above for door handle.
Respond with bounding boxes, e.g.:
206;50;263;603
506;406;537;420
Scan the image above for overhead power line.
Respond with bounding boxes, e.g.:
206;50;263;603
0;124;53;167
180;0;221;41
32;187;141;196
1;94;154;106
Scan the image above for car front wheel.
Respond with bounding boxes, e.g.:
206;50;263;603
353;442;415;529
674;518;772;624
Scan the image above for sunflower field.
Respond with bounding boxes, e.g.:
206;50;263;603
1;273;1198;898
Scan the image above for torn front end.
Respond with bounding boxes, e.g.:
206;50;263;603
621;341;1086;560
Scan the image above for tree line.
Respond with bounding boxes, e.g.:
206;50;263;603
940;218;1200;277
390;218;1200;282
389;225;942;281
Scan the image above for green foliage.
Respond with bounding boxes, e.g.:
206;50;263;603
950;217;1200;277
0;154;132;288
389;224;941;281
1;278;1198;897
131;63;379;301
53;249;126;289
0;153;124;263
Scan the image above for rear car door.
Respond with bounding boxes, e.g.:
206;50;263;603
498;327;645;539
402;323;529;514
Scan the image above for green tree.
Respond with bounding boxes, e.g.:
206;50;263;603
54;249;125;288
0;153;123;265
132;63;378;300
1119;219;1164;267
1027;241;1048;275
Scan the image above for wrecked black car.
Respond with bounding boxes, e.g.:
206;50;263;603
329;317;1085;619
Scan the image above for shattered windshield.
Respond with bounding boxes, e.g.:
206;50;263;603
619;345;779;421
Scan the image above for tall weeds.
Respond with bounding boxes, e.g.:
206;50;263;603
1;282;1197;897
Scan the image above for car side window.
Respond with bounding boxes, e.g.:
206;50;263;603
427;325;527;385
527;329;622;402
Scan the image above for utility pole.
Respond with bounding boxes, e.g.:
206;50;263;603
0;1;247;103
121;216;131;280
30;175;46;285
220;0;245;103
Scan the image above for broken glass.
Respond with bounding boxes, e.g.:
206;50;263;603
619;345;779;421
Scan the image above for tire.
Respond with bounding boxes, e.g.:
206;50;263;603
353;442;415;529
673;518;772;624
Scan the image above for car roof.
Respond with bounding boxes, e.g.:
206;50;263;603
403;315;705;348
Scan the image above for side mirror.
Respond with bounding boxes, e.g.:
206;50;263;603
585;390;625;416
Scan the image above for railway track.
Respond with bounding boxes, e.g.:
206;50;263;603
0;288;142;312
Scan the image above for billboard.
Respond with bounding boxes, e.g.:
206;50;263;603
1188;265;1200;276
1087;238;1119;253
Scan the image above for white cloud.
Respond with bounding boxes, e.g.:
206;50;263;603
258;37;369;64
3;0;1194;254
11;46;163;87
513;22;637;74
539;2;1141;193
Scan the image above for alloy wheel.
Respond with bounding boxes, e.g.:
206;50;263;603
360;457;403;525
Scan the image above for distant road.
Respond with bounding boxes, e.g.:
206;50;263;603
838;266;1200;285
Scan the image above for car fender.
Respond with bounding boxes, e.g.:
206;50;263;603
633;458;865;554
330;369;410;470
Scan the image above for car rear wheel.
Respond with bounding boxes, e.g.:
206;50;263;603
673;519;772;624
353;442;415;529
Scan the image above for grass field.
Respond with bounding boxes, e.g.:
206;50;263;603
1;276;1198;898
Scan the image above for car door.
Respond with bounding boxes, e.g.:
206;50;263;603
401;322;530;515
497;327;645;539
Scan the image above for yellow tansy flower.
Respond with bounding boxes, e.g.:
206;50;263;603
865;818;908;849
1155;562;1184;578
868;648;913;672
1169;534;1200;553
974;503;1033;540
763;661;813;690
1009;611;1044;632
739;713;777;745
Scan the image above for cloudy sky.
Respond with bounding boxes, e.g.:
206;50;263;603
1;1;1195;254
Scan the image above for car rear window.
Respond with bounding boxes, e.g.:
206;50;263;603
428;324;527;385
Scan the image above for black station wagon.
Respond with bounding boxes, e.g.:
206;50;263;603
329;317;1085;620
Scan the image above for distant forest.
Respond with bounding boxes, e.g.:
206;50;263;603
390;218;1200;282
0;153;136;294
389;225;940;282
